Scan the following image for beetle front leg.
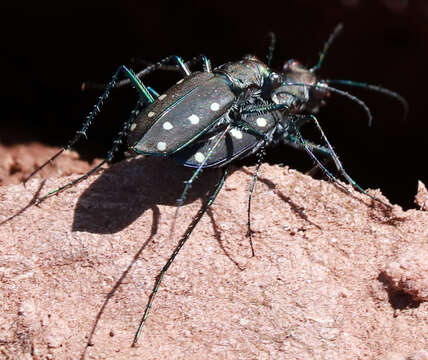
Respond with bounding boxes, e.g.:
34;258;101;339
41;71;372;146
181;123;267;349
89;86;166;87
292;114;390;207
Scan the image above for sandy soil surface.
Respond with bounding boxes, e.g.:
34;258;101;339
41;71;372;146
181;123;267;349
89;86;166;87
0;145;427;359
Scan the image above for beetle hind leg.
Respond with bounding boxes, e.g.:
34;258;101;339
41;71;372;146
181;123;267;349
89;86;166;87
23;65;153;185
133;166;228;345
34;102;143;203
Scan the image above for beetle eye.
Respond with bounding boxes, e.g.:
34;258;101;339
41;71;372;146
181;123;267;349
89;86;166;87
270;72;282;87
282;59;301;73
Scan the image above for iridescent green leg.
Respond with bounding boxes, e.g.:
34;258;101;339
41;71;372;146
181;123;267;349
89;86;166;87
291;116;352;194
246;148;265;257
23;65;153;185
116;54;212;88
176;125;232;207
286;134;331;156
35;102;142;203
132;167;228;346
305;114;390;206
292;114;390;207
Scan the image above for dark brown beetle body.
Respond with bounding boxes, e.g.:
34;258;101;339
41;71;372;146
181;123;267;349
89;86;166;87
127;56;286;168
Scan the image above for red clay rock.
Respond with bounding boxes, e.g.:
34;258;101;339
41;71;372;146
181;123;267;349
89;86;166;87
0;143;102;185
415;181;428;211
0;156;427;359
409;349;428;360
383;246;428;302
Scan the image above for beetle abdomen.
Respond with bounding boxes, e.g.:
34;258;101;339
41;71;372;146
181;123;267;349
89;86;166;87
171;110;280;168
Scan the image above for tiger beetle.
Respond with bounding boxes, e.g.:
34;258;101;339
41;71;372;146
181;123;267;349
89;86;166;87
23;24;407;346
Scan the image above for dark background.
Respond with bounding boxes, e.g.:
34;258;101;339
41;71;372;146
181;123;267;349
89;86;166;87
0;0;426;209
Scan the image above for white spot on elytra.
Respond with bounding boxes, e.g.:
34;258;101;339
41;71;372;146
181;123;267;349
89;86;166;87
157;142;167;151
148;111;156;118
194;152;205;163
256;117;267;127
272;94;280;104
230;128;243;139
176;79;184;85
210;102;220;111
163;121;173;130
130;123;137;131
188;114;200;124
159;94;167;100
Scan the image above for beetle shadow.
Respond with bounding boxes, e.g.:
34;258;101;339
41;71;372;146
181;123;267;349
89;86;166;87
377;272;421;310
76;157;224;357
72;156;221;234
240;168;322;229
206;208;245;271
0;179;46;227
81;205;160;358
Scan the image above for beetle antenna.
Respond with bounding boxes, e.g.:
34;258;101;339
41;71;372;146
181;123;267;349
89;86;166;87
327;79;408;121
266;32;276;67
310;23;343;73
280;81;373;126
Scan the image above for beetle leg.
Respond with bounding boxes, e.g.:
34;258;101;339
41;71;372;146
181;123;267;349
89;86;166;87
33;102;144;203
129;54;212;73
174;56;191;76
285;134;331;156
133;166;228;346
116;54;212;87
202;56;212;73
305;114;390;207
292;114;390;207
246;147;266;257
23;65;152;184
291;116;350;194
234;120;267;140
284;131;332;177
147;86;160;98
241;102;289;116
116;55;177;87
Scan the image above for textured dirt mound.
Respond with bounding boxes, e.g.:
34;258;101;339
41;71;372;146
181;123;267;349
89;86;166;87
0;151;427;359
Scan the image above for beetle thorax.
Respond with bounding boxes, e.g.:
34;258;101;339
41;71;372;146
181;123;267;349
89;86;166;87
215;56;269;93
